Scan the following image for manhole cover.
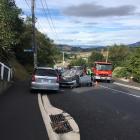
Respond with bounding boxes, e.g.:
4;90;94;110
50;114;73;134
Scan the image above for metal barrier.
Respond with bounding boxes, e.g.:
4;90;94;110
0;62;12;82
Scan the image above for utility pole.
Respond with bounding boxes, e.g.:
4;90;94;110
31;0;37;68
106;47;109;63
62;52;65;66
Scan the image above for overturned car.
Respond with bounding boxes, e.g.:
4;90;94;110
59;68;92;88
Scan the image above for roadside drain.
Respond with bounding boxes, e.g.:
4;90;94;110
50;114;73;134
38;94;80;140
50;114;65;123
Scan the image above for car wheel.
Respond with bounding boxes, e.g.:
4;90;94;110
89;82;92;86
75;76;80;87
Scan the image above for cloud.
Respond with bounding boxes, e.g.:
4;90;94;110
63;3;136;17
15;0;140;46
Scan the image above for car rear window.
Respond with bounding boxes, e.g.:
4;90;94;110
35;69;57;77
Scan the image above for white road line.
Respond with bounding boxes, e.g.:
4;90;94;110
100;85;140;98
38;94;80;140
114;82;140;91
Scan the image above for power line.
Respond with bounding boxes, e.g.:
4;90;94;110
40;0;55;33
40;0;60;43
43;0;58;37
24;0;31;8
23;0;60;43
22;0;48;34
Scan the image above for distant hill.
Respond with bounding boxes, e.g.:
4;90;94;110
128;42;140;47
57;42;140;53
56;44;106;52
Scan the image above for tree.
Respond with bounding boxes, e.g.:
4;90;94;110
108;44;130;68
126;47;140;82
13;22;33;65
88;51;104;66
14;17;61;68
70;57;87;66
0;0;23;62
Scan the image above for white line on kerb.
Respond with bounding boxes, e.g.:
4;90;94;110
100;85;140;98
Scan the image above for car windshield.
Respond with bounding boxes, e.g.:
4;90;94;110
35;69;57;77
96;64;112;70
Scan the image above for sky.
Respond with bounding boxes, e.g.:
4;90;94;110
15;0;140;46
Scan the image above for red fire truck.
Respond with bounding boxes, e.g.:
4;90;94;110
92;61;112;82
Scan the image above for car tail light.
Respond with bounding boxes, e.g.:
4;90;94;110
31;75;36;81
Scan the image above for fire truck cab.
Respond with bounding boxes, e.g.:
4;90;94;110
93;61;112;82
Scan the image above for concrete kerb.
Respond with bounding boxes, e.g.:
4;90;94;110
114;82;140;91
38;94;80;140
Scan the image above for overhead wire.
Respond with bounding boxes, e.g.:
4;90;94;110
39;0;60;43
43;0;59;38
24;0;31;8
22;0;61;44
40;0;55;33
22;0;48;34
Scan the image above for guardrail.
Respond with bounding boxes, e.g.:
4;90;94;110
0;62;13;82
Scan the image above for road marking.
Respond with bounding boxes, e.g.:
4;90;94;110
38;94;80;140
114;82;140;91
100;85;140;98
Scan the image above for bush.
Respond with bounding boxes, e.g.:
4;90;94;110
113;67;131;78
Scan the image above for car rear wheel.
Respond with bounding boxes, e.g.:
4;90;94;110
89;82;92;86
75;76;80;87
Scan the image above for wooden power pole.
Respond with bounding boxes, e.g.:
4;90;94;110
31;0;37;68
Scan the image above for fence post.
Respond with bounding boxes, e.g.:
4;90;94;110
1;64;4;80
8;68;11;81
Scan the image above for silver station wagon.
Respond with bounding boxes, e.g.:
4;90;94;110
30;67;59;92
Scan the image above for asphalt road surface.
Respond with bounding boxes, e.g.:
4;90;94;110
48;82;140;140
0;81;48;140
0;81;140;140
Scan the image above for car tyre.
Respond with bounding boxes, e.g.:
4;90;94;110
75;75;80;87
89;82;92;86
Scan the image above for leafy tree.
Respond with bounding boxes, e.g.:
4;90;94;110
108;44;130;68
0;0;23;62
13;22;33;65
88;51;104;66
37;33;59;66
126;47;140;82
113;67;131;78
70;57;87;66
14;17;62;68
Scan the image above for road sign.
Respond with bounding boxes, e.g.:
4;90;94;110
24;49;33;52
